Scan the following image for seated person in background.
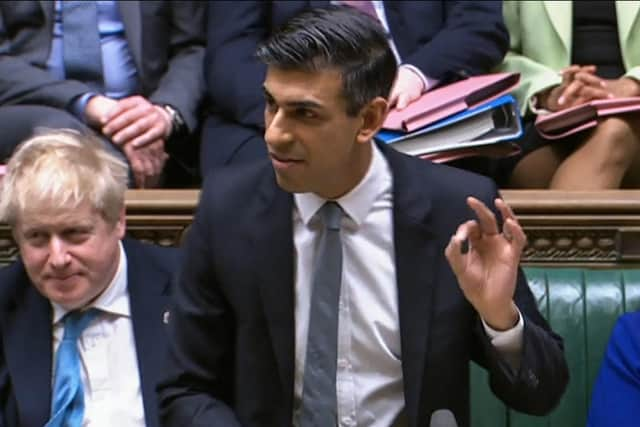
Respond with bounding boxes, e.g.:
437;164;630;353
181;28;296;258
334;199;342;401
200;0;509;178
0;1;206;188
0;129;179;427
159;7;568;427
587;310;640;427
494;0;640;190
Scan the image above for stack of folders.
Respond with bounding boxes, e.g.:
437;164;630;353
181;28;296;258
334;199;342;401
377;73;524;163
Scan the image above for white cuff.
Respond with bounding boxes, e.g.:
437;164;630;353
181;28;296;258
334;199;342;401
483;307;524;354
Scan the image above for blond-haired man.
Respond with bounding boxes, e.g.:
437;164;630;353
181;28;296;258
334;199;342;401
0;129;179;427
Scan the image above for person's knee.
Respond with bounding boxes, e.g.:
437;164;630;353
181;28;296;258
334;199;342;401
592;117;640;167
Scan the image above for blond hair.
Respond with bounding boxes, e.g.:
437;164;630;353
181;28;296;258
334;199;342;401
0;129;129;225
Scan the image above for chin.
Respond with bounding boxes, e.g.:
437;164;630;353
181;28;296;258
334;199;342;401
274;175;305;193
43;281;92;308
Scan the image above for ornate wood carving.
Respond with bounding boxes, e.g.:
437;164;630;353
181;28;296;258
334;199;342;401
2;190;640;267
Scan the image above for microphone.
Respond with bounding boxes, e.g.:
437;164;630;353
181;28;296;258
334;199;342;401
430;409;458;427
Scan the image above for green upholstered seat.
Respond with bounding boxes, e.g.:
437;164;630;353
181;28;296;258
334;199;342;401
471;268;640;427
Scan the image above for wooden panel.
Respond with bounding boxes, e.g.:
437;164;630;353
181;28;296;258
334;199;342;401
2;190;640;267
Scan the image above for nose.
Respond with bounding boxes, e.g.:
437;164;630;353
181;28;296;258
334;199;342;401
264;109;293;149
48;237;71;269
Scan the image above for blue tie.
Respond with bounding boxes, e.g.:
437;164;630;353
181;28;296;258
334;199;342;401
46;309;99;427
62;1;104;90
300;202;344;427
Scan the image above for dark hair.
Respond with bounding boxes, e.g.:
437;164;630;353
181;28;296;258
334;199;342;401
256;5;397;116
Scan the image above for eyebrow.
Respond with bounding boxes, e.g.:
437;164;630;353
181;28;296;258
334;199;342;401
262;87;323;110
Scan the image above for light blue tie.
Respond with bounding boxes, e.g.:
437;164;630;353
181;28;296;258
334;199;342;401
62;1;104;90
46;309;99;427
300;202;344;427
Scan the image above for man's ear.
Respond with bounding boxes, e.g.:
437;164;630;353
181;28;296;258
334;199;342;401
115;206;127;240
356;97;389;144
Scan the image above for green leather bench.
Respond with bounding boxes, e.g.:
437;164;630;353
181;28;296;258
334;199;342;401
471;267;640;427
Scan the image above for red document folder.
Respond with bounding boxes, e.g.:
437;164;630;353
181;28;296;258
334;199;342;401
420;141;521;163
383;72;520;132
535;97;640;139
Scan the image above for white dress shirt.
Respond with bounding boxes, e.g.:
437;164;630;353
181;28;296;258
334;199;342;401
292;143;523;426
51;242;146;427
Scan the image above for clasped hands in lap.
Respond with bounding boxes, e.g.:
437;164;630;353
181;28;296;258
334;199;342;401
539;64;640;112
85;95;171;188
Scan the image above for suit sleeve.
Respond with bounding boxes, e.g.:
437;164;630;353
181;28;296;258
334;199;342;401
204;1;269;130
399;1;509;83
587;313;640;427
470;185;569;415
147;1;206;133
0;6;91;108
157;182;242;426
0;332;8;427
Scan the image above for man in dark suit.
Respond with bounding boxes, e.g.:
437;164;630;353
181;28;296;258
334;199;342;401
159;7;568;427
0;129;179;427
200;0;509;177
0;1;206;187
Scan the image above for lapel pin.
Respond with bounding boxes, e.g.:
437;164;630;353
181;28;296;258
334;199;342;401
163;310;170;325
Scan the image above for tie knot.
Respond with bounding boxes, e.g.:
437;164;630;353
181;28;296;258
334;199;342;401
62;308;99;341
320;202;343;231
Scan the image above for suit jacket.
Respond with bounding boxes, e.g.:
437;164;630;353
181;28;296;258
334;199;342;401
496;0;640;116
0;238;179;427
0;0;206;132
201;0;509;171
159;144;569;427
587;311;640;427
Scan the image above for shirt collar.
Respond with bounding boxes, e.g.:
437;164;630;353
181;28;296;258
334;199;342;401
52;241;130;325
294;143;391;227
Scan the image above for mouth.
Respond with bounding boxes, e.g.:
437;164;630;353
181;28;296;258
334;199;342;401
269;152;304;169
45;272;81;282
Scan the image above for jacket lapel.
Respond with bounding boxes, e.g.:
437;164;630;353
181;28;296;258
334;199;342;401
543;1;572;56
253;168;296;415
616;0;640;64
3;278;53;427
384;147;439;427
126;240;171;427
118;1;143;77
39;0;55;34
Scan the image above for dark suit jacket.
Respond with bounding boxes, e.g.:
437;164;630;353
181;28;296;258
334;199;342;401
0;238;179;427
159;145;569;427
0;0;206;132
201;0;509;173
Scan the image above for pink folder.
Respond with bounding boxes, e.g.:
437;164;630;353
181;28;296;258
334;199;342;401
0;165;5;177
535;97;640;139
383;72;520;132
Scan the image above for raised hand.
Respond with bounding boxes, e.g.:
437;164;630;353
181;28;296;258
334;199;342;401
445;197;527;330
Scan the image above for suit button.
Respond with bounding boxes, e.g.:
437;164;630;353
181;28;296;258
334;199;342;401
527;369;539;387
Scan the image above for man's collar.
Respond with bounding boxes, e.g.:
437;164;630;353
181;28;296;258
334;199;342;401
294;142;391;227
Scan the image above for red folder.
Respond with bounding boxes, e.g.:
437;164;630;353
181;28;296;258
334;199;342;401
420;141;521;163
383;72;520;132
535;97;640;139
